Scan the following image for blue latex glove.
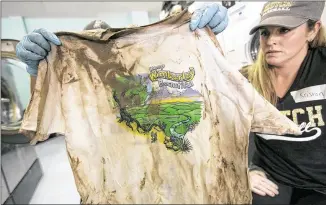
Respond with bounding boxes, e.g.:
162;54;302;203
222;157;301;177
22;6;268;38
16;28;62;76
190;3;228;35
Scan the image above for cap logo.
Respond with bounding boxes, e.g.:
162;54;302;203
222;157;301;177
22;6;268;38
261;1;294;16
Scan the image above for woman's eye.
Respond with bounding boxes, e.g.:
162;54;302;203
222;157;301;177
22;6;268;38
279;27;290;34
260;30;268;36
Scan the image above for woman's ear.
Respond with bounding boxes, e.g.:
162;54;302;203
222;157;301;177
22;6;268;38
308;20;321;41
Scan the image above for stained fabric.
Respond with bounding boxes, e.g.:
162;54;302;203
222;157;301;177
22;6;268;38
19;10;301;204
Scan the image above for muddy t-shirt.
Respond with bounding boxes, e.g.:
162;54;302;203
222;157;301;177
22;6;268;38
19;10;301;204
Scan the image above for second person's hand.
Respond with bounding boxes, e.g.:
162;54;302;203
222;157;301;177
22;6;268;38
16;28;62;76
189;3;228;35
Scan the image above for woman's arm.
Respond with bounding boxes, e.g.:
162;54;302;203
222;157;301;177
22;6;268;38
249;161;266;173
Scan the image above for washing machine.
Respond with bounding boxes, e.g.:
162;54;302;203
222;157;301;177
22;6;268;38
216;1;267;69
1;39;43;204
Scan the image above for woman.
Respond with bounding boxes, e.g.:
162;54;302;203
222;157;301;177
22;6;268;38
242;1;326;205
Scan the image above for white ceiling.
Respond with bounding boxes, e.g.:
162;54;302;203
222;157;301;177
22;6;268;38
2;1;163;18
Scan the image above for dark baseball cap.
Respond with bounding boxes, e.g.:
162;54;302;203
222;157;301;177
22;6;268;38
249;1;325;35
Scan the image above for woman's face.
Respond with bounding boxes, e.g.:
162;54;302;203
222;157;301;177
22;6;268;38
259;23;315;67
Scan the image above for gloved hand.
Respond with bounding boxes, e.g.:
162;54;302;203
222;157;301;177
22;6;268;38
190;3;228;35
16;28;62;76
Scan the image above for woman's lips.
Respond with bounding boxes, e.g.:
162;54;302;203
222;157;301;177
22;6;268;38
266;50;281;55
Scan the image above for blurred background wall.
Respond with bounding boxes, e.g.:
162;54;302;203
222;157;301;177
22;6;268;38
1;2;163;41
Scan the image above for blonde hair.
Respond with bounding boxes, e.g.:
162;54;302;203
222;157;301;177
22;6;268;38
242;21;326;105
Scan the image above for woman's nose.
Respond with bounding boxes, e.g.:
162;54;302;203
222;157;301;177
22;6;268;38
266;34;279;46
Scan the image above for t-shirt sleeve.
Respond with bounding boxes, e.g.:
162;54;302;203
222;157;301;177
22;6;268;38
19;44;66;145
